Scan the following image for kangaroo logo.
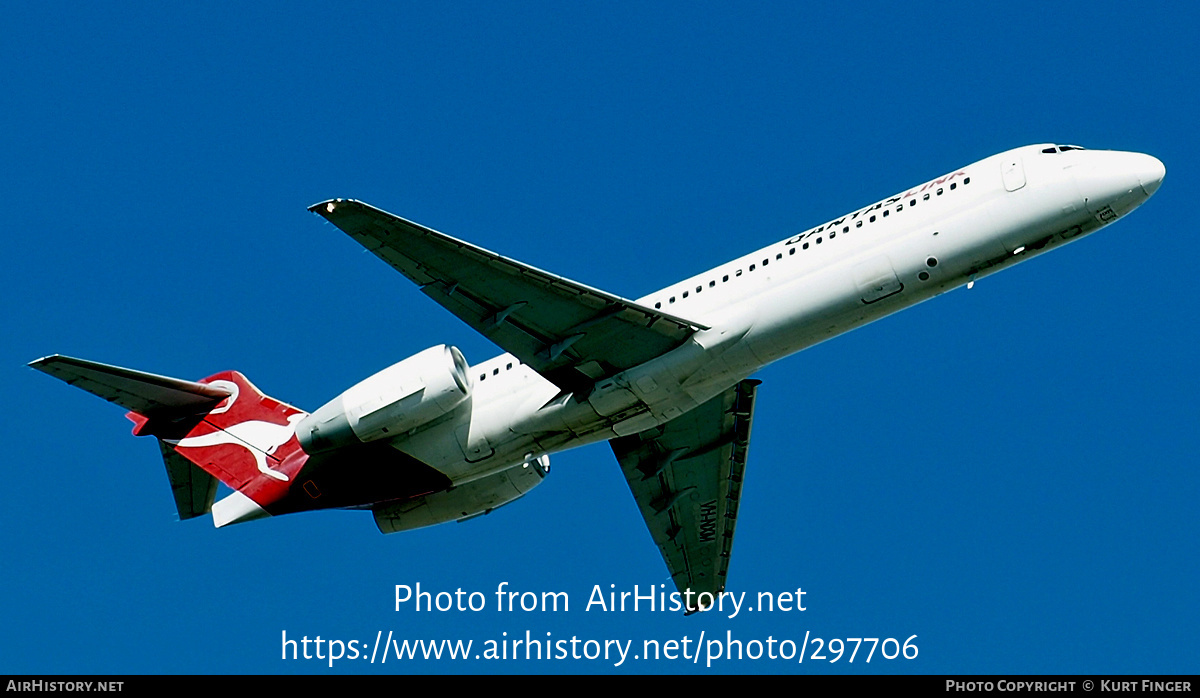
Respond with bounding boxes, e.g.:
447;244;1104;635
165;380;303;482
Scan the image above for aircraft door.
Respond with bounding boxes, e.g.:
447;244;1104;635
1001;156;1026;191
852;255;903;304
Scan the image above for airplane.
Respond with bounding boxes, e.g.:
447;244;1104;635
30;143;1164;612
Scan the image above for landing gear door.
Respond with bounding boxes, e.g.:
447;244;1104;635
853;256;903;304
1002;156;1026;191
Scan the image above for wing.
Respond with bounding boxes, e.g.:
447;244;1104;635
310;199;707;395
609;379;760;612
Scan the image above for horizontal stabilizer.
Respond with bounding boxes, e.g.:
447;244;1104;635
29;355;232;418
158;439;219;520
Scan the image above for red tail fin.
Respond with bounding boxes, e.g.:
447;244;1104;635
127;371;309;512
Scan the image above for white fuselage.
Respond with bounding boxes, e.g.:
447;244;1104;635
392;144;1164;485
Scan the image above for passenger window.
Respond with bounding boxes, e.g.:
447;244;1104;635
843;226;849;233
507;363;512;370
655;302;661;309
709;280;716;287
829;231;836;238
749;264;755;271
937;188;943;195
964;177;970;185
723;275;729;282
856;221;863;228
670;297;675;303
736;270;742;276
909;199;916;206
883;210;889;217
803;242;809;249
950;182;957;190
789;248;795;255
682;291;688;298
870;215;876;222
923;193;930;201
493;368;499;376
816;237;822;244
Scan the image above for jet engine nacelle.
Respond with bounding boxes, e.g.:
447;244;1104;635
297;345;471;454
373;455;550;533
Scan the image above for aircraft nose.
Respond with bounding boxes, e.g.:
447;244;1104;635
1134;153;1166;197
1072;150;1164;220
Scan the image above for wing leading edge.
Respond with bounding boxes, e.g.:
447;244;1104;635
610;379;760;612
310;199;708;395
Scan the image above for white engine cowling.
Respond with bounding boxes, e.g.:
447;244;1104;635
373;456;550;533
297;345;470;454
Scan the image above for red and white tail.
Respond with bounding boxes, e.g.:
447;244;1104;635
30;355;313;527
132;370;311;525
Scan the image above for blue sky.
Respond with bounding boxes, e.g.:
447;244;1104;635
4;2;1196;674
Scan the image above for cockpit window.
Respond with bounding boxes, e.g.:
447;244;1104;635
1043;145;1087;154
